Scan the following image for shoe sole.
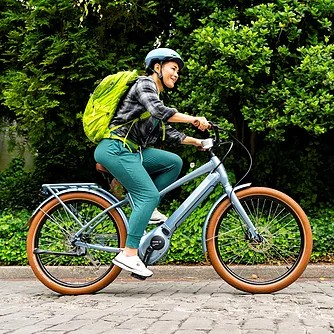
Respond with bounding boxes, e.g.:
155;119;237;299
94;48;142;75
112;258;153;278
148;219;165;225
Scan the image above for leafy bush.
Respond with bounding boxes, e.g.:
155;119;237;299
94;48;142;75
0;210;30;265
0;0;168;190
0;158;40;211
164;201;210;264
0;202;333;265
309;205;334;263
0;0;333;265
1;0;334;213
170;0;334;210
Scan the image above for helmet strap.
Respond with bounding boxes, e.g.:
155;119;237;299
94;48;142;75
154;62;169;91
150;62;172;92
153;69;163;80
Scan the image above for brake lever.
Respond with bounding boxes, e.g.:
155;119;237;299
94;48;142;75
208;122;220;146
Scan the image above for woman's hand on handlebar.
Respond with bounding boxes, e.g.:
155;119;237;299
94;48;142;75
181;136;213;151
192;117;211;131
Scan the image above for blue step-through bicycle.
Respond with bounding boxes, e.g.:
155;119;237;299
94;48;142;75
27;123;312;295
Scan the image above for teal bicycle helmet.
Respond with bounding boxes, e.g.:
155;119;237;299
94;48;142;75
145;48;184;71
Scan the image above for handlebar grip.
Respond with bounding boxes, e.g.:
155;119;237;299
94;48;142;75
193;120;212;129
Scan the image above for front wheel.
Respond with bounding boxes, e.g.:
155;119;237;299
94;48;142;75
206;187;312;293
27;191;127;295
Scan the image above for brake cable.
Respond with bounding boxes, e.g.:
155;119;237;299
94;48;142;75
209;124;253;190
228;133;253;190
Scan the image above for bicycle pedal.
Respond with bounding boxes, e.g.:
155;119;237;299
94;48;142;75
130;273;147;281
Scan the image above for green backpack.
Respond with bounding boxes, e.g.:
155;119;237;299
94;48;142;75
83;70;150;144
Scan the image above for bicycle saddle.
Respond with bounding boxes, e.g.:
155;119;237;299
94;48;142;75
96;163;110;175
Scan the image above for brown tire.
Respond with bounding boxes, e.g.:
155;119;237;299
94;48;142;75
206;187;312;293
27;191;127;295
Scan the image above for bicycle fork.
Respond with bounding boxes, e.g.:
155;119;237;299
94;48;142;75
227;189;262;242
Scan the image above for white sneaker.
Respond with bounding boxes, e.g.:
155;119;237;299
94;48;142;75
112;252;153;277
149;208;168;225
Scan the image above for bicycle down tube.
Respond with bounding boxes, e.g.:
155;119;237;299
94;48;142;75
138;156;258;264
159;154;258;239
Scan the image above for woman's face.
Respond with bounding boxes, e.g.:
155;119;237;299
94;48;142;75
161;61;179;89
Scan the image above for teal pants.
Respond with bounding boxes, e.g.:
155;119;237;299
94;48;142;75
94;139;183;248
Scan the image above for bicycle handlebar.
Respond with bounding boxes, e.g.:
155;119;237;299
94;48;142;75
199;122;221;150
209;122;220;146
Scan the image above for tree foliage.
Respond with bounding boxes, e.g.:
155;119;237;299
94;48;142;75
0;0;334;264
169;0;334;205
171;0;334;137
0;0;333;209
0;0;163;183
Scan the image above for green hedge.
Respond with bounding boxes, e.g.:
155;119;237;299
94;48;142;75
0;202;333;266
0;210;30;265
309;206;334;262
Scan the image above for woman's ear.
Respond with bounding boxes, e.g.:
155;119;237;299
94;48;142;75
154;63;161;73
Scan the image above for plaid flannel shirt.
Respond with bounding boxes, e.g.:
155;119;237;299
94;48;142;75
110;76;186;148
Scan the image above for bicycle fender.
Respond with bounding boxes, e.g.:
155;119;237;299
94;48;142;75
28;188;129;230
201;183;251;253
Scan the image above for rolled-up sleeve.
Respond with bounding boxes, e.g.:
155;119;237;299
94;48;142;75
134;77;177;122
164;125;187;144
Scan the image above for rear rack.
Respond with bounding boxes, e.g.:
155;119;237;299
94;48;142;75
40;183;100;196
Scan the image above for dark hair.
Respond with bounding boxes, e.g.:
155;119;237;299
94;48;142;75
146;67;154;75
145;58;161;75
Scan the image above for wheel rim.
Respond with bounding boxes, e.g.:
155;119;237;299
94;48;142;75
33;198;121;288
213;194;305;285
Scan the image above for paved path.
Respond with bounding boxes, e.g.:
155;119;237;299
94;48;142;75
0;269;333;334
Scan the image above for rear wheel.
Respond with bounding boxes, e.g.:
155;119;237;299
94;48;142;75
27;192;127;295
206;187;312;293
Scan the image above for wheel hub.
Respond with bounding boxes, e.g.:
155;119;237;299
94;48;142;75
248;227;273;253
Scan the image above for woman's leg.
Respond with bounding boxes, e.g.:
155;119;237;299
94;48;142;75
141;147;183;191
94;139;160;249
142;148;183;224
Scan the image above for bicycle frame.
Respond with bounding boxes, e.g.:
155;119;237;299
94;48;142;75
138;153;255;264
32;151;257;265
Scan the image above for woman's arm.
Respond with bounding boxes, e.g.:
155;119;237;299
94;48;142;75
181;136;202;147
168;112;210;131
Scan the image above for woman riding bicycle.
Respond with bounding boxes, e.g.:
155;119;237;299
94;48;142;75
94;48;210;278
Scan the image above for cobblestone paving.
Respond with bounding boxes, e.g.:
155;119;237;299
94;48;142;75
0;277;333;334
